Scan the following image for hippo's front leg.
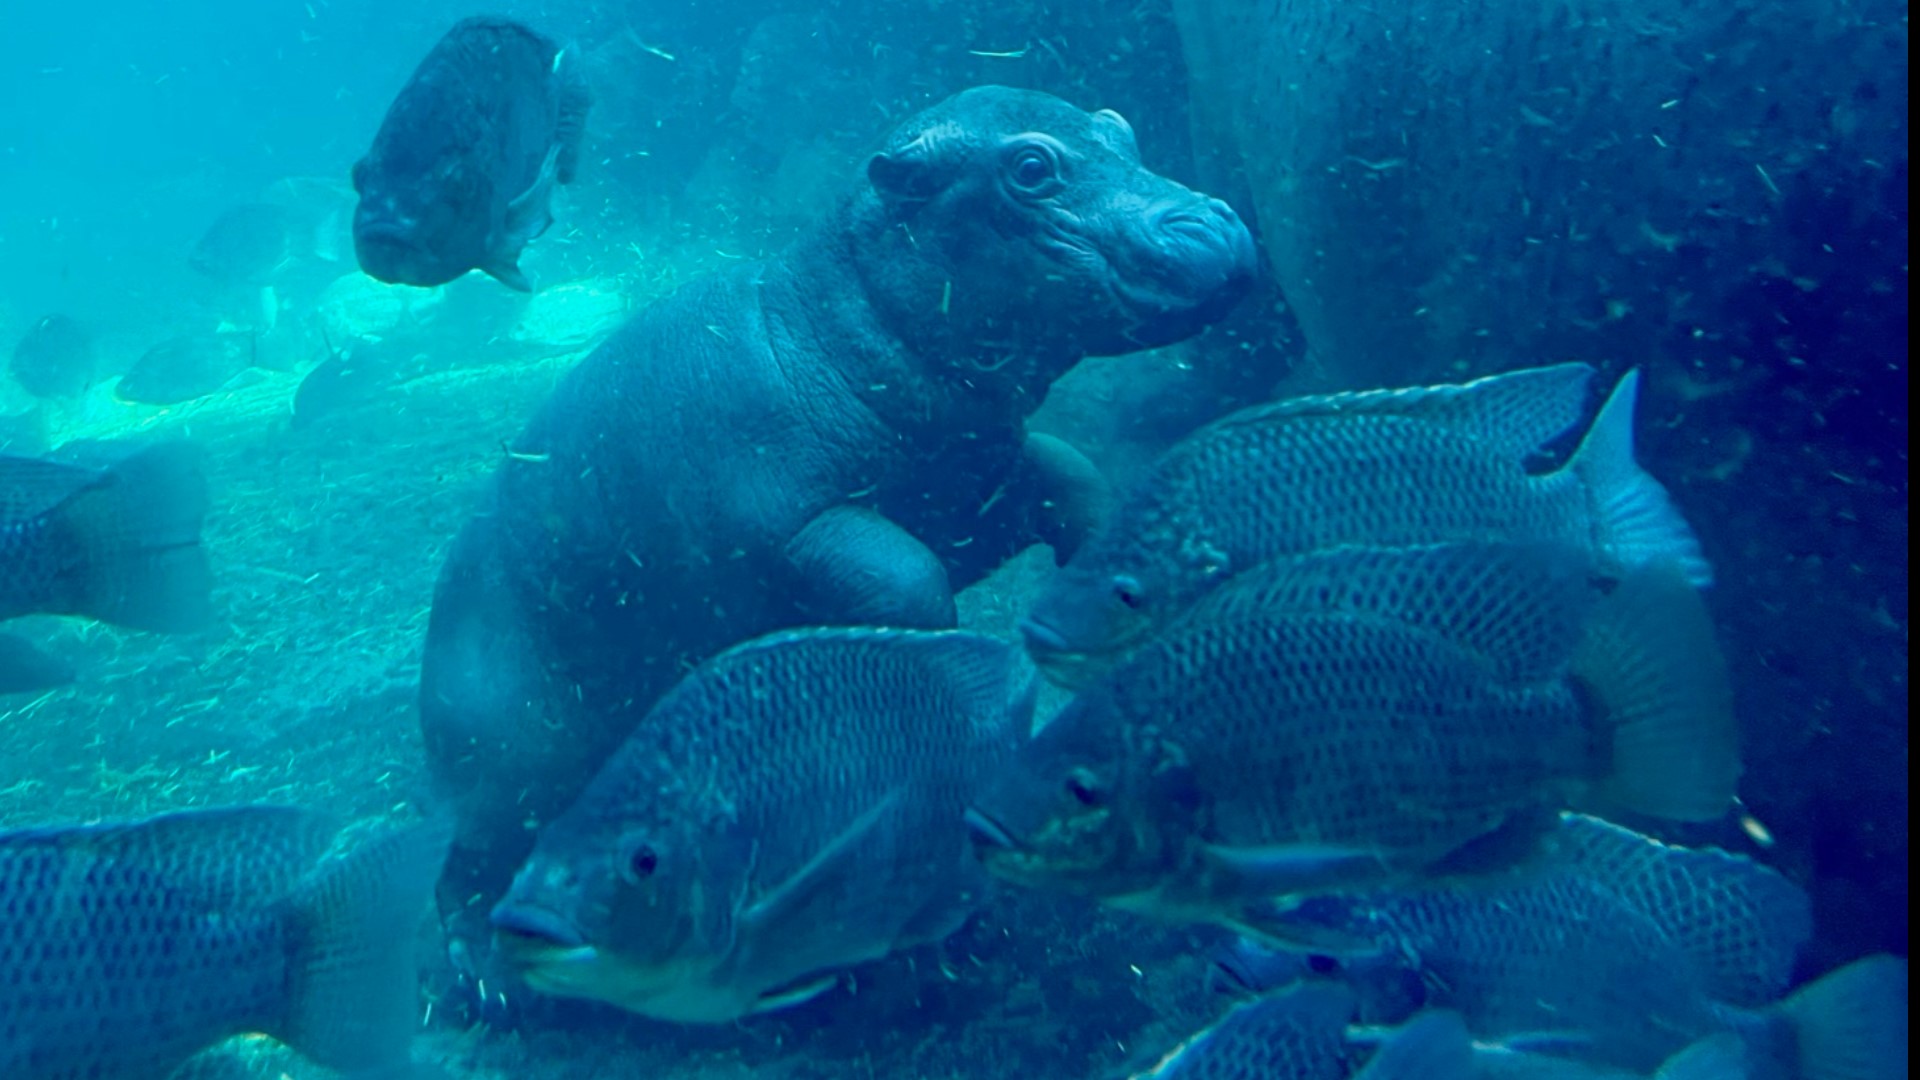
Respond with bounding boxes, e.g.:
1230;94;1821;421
1015;431;1114;566
784;504;959;628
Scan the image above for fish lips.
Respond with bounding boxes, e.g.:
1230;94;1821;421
352;218;460;287
1016;617;1108;691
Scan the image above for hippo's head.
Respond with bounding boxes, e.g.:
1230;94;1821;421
849;86;1256;380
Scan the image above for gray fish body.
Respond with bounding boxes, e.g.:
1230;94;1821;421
116;333;255;405
188;203;298;284
0;806;445;1080
973;542;1738;929
1022;364;1708;686
8;315;94;400
1136;983;1473;1080
988;597;1586;913
353;17;590;291
1226;818;1837;1076
493;627;1035;1023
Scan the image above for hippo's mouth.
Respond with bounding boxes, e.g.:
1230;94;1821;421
1038;207;1253;351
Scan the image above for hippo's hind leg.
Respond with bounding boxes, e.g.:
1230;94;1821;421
783;505;958;628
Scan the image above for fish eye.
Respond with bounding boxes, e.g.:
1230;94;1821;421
1065;768;1103;807
1307;953;1342;975
1007;144;1060;194
624;842;660;883
1111;574;1146;610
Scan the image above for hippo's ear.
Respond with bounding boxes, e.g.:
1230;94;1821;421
867;131;953;211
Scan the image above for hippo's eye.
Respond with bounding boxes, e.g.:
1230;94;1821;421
1065;768;1103;807
1007;145;1060;194
624;843;660;883
1111;574;1146;610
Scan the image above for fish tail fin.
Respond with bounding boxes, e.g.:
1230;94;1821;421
276;817;451;1073
1354;1009;1474;1080
1573;563;1739;822
1568;369;1713;586
1653;1033;1752;1080
47;442;213;632
1774;955;1909;1080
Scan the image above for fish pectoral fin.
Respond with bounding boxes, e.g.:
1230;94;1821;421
750;973;841;1014
479;257;535;293
503;144;562;248
1198;840;1386;896
1485;1031;1601;1056
738;790;907;941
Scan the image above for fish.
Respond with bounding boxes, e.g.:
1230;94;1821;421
1470;1034;1753;1080
8;314;95;400
0;441;212;693
291;334;430;429
352;16;591;292
1207;815;1811;1008
0;805;448;1079
968;542;1738;936
1208;818;1905;1078
1131;981;1474;1080
491;627;1036;1024
1020;364;1711;688
188;203;302;285
116;331;256;405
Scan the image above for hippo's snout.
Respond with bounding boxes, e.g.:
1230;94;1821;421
1141;198;1257;306
1102;196;1256;350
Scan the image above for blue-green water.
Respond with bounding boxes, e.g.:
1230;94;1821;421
1;1;1905;1078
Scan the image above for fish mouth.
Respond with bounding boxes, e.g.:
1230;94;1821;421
964;806;1022;852
492;901;589;961
1016;621;1106;691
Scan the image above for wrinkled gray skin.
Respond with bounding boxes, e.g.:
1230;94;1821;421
418;85;1255;975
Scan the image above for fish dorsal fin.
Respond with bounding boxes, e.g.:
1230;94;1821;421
0;453;102;522
737;789;906;943
1545;813;1810;1006
1219;362;1597;460
0;805;337;910
1184;541;1596;683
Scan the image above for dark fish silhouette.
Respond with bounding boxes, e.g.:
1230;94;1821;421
116;332;256;405
0;806;447;1079
8;314;94;400
352;16;590;292
0;442;212;693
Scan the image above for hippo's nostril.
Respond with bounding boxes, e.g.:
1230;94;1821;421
491;902;586;949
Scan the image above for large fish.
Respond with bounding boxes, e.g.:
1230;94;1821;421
1208;815;1810;1006
352;17;590;292
1131;981;1474;1080
968;542;1738;934
1470;1035;1753;1080
115;332;257;405
490;627;1036;1023
1020;363;1710;687
0;442;212;693
1207;817;1906;1078
0;806;447;1080
8;314;94;400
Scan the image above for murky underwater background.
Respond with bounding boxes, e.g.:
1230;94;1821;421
0;0;1905;1077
